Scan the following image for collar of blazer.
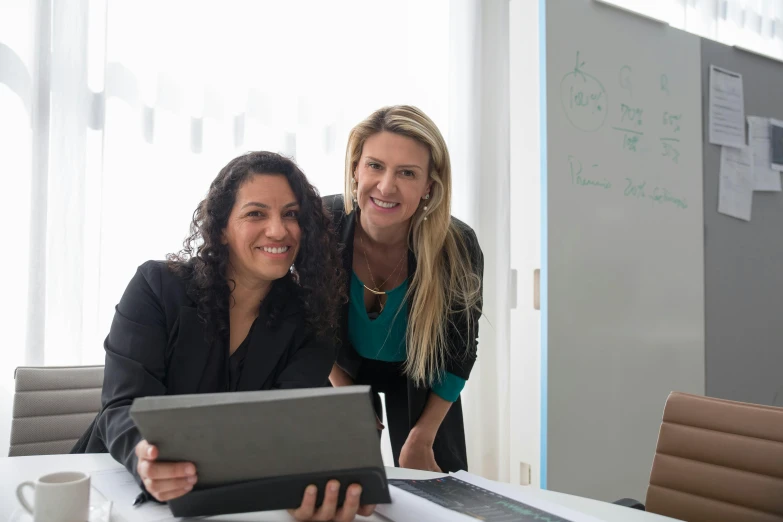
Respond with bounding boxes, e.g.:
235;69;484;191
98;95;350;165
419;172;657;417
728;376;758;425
167;275;303;393
179;262;304;322
169;303;298;392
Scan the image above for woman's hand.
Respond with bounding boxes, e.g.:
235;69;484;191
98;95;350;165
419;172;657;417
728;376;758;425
399;436;442;472
135;439;198;502
288;480;376;521
329;365;355;387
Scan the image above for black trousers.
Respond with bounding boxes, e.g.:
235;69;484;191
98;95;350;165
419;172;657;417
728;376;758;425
356;358;468;472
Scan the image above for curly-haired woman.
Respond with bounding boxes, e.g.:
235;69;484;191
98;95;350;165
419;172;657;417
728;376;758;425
74;152;374;521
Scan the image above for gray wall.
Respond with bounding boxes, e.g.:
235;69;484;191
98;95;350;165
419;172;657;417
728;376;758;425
702;39;783;407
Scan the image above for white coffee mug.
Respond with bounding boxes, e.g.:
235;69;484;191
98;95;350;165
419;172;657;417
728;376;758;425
16;471;90;522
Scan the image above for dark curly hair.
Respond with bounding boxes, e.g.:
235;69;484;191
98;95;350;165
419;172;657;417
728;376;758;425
167;151;345;344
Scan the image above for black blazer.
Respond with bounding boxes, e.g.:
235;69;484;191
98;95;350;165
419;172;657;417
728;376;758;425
72;260;336;483
322;194;483;472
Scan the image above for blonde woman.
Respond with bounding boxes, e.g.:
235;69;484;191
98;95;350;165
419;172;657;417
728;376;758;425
324;105;483;472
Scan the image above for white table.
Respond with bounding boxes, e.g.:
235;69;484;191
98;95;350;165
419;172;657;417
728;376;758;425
1;454;676;521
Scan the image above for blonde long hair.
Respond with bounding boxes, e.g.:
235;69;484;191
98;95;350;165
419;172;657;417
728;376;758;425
344;105;482;387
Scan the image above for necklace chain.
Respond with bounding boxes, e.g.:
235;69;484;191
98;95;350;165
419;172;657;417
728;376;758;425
358;228;406;312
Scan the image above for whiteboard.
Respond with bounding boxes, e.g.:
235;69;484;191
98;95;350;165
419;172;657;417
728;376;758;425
544;0;705;501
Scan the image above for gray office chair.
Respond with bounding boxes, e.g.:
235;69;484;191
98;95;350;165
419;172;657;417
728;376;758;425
9;365;104;456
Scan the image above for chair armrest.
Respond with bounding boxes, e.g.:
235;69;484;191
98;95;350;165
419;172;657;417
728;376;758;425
613;498;645;510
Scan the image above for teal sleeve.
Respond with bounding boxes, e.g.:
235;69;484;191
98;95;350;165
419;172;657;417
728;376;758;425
431;372;467;403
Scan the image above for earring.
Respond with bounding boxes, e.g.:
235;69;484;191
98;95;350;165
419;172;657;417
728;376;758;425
424;193;430;200
351;178;358;202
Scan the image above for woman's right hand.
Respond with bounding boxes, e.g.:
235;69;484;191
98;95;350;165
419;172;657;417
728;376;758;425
135;439;198;502
289;480;376;522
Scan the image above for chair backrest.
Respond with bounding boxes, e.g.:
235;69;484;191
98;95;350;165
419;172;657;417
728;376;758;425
9;365;104;457
646;392;783;522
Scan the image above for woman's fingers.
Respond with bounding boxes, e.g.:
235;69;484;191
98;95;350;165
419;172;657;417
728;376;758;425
154;486;194;502
136;457;197;503
312;480;340;521
143;476;198;496
138;460;196;481
287;482;374;521
134;440;157;460
289;484;318;521
334;484;363;522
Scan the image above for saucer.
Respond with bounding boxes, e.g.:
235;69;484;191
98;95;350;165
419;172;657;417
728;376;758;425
9;486;112;522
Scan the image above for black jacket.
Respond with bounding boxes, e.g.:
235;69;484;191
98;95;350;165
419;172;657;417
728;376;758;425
322;194;484;471
72;260;336;482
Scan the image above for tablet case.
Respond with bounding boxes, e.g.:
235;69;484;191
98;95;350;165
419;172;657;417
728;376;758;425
129;386;390;516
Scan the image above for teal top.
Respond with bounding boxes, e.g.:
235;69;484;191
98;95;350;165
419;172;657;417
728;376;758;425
348;272;466;402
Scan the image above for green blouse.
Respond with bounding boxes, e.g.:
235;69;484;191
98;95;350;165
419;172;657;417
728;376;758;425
348;272;466;402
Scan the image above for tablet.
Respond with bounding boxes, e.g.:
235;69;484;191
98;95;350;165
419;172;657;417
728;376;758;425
129;385;390;517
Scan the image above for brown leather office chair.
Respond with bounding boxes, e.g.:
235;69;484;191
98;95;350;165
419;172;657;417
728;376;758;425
643;392;783;522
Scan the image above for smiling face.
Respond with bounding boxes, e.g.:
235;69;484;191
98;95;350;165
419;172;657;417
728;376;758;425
354;131;432;232
222;173;301;285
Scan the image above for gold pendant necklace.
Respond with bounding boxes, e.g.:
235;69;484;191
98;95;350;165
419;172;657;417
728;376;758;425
363;285;388;296
359;228;407;311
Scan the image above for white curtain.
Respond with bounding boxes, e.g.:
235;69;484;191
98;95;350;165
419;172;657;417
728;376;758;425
600;0;783;59
448;0;512;482
0;0;514;479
